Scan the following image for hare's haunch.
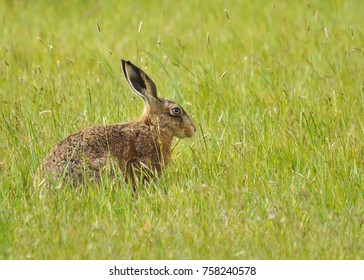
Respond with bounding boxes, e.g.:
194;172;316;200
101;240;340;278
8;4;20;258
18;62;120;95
43;60;196;186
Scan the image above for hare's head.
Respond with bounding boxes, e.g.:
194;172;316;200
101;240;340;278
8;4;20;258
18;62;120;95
121;60;196;139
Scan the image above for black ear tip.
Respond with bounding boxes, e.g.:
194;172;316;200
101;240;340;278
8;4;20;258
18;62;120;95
121;59;132;65
121;60;135;72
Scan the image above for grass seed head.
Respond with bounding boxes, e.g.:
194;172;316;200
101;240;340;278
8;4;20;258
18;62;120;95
220;71;227;79
224;8;230;20
138;21;143;33
96;19;101;32
66;57;75;66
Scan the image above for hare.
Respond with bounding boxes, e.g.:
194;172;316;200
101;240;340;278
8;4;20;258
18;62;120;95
42;60;196;187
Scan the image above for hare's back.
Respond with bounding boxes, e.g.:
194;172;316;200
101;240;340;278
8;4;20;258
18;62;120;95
43;121;152;169
43;123;126;171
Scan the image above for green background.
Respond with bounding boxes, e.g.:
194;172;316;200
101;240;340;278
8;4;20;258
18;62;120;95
0;0;363;259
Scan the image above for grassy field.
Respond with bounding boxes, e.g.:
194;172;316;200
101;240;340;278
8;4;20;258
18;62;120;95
1;0;363;259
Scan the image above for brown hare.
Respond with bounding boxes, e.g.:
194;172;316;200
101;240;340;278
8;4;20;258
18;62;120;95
42;60;196;187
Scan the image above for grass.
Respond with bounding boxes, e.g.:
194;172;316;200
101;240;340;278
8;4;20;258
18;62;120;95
0;0;363;259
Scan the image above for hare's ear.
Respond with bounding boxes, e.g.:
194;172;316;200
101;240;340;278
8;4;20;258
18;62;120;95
121;60;158;102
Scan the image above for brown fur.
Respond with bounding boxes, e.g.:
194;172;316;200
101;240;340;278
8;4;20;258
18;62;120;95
42;60;195;187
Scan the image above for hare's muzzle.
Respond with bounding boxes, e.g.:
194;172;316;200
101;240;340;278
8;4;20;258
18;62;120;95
184;124;196;138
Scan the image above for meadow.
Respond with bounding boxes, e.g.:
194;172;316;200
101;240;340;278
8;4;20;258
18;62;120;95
0;0;363;259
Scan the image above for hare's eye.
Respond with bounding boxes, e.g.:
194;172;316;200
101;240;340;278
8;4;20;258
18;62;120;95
171;107;182;116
